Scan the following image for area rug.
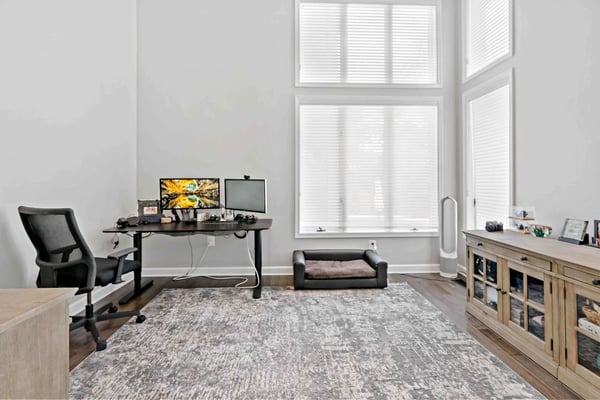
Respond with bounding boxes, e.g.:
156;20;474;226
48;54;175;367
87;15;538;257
70;283;545;399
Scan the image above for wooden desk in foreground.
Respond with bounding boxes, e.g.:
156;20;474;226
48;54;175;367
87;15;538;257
0;288;75;399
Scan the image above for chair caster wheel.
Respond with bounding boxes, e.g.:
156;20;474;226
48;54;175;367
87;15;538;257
136;314;146;324
108;305;118;313
96;340;107;351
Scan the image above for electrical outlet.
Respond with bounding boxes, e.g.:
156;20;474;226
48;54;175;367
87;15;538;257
207;236;215;247
369;240;377;250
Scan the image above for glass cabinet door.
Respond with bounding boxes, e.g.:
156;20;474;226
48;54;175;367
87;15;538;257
470;250;500;314
505;262;547;344
566;284;600;382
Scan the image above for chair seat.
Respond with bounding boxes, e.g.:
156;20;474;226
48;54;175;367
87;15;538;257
305;259;376;279
95;258;141;286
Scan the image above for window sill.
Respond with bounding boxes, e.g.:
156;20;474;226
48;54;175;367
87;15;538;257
295;230;439;239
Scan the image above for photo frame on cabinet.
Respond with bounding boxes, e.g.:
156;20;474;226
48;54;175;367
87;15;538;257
558;218;588;244
593;220;600;246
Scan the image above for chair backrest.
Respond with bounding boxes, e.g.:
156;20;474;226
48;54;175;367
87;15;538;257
18;206;96;292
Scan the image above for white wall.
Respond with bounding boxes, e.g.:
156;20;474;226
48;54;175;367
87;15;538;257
0;0;137;288
513;0;600;231
137;0;458;273
458;0;600;267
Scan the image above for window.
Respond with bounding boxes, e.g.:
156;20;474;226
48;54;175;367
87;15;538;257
296;0;439;86
464;71;513;229
297;97;439;236
464;0;512;79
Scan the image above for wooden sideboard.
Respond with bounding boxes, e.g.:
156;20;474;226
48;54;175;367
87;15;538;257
0;288;75;399
464;230;600;399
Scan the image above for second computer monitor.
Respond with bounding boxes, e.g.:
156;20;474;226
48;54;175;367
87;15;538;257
224;179;267;214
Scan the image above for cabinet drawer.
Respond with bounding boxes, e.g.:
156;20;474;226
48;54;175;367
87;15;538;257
466;236;551;271
496;247;551;271
563;266;600;287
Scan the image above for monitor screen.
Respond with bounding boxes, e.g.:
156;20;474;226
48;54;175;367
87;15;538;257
224;179;267;214
159;178;220;211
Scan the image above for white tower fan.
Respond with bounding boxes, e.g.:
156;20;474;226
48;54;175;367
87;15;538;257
440;196;458;278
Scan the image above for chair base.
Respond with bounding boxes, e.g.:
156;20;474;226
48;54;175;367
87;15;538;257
70;294;145;351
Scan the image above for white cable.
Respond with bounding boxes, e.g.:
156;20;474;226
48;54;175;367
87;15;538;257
172;231;260;289
172;235;210;281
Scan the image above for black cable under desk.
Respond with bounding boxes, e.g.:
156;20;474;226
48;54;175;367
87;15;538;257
103;219;273;301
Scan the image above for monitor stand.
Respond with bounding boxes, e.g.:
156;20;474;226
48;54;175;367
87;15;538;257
181;209;195;224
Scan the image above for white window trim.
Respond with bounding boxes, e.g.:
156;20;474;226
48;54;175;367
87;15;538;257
294;0;443;89
295;95;443;238
462;68;515;230
462;0;514;83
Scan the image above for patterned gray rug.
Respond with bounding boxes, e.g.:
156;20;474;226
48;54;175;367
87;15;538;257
70;283;545;399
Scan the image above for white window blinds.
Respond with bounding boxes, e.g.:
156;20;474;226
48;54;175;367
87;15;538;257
467;81;511;229
465;0;511;78
298;1;438;85
298;100;438;235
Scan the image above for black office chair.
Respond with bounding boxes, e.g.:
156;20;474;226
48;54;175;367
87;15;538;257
18;206;146;351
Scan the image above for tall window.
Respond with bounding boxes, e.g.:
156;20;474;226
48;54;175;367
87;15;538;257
464;72;512;229
297;0;439;86
464;0;512;79
296;0;441;237
297;98;439;235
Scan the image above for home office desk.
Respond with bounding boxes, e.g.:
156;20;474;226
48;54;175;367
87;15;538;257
103;218;272;301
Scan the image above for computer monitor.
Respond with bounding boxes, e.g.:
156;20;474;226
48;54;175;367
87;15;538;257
224;179;267;214
159;178;220;211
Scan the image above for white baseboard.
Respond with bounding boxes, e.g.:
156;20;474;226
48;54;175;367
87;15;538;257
69;263;452;314
388;264;440;274
143;263;442;277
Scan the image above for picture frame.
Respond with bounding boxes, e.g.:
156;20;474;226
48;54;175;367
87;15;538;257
138;199;160;217
558;218;589;244
594;220;600;246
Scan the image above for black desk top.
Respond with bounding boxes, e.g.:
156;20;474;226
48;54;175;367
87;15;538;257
103;218;272;234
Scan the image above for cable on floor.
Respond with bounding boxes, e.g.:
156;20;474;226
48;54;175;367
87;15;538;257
172;232;260;289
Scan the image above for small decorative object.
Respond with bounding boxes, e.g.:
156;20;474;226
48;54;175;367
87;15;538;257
583;304;600;326
558;218;589;244
485;221;504;232
530;224;552;238
509;206;535;233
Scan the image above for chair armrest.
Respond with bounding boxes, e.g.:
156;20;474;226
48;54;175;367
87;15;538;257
293;250;307;288
107;247;138;259
107;247;138;284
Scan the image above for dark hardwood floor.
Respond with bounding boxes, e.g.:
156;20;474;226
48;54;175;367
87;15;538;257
69;274;580;399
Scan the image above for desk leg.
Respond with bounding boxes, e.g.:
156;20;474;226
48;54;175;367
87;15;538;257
119;232;154;305
253;230;263;299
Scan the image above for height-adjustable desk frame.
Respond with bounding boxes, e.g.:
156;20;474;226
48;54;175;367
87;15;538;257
103;219;272;301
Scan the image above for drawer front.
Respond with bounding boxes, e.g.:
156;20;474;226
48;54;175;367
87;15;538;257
466;236;551;271
563;265;600;287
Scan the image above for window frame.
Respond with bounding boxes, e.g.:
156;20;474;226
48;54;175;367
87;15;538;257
295;95;443;238
462;0;514;82
295;0;443;89
462;69;515;230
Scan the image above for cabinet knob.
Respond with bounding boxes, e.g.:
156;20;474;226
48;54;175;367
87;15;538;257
501;291;507;295
496;287;501;292
520;256;528;262
477;242;483;247
592;279;600;286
